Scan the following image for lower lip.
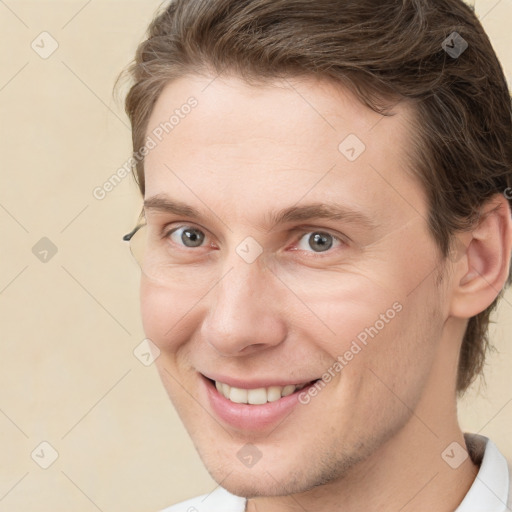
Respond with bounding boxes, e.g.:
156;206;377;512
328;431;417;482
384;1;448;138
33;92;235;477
202;375;317;431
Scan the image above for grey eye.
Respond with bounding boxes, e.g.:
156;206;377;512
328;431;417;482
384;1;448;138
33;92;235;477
170;226;206;248
298;232;335;252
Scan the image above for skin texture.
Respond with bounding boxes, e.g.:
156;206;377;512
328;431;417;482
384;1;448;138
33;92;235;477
139;73;512;512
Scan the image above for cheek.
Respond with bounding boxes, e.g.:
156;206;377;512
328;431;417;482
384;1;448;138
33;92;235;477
140;279;163;339
290;268;405;361
348;282;444;416
306;260;444;396
141;279;201;405
283;238;437;353
140;278;189;352
320;294;443;445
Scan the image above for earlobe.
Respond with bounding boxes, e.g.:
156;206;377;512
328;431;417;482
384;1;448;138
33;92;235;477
449;194;512;319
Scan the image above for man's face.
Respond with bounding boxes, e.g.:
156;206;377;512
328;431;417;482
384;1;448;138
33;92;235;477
140;74;451;496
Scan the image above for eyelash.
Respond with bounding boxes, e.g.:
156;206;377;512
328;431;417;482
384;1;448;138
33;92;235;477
162;223;347;257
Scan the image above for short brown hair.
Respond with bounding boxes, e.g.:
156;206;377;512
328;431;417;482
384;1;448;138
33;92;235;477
118;0;512;394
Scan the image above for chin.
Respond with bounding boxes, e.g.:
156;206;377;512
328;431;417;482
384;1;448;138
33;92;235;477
196;443;353;499
212;470;306;498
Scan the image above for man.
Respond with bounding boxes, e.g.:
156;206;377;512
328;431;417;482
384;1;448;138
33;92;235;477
120;0;512;510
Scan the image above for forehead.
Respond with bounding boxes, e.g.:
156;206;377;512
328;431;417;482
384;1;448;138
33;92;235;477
142;74;427;226
146;73;404;153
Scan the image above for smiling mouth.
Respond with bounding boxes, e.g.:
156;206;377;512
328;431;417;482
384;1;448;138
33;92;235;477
205;377;319;405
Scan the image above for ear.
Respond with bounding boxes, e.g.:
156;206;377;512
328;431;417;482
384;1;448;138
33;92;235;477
449;193;512;319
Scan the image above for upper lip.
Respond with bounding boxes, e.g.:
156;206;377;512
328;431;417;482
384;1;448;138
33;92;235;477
201;372;318;389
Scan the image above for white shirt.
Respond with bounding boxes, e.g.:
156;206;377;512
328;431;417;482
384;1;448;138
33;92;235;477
160;433;511;512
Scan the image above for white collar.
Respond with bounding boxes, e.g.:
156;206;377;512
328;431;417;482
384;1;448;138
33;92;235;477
455;433;510;512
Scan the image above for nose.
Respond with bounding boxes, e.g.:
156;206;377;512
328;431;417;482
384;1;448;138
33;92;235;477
200;252;287;357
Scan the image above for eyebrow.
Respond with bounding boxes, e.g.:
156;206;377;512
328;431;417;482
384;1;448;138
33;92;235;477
143;194;376;230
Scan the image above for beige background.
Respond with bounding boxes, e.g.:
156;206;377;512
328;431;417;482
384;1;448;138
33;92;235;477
0;0;511;510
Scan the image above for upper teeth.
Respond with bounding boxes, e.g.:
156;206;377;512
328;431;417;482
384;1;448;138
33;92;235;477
215;381;308;404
